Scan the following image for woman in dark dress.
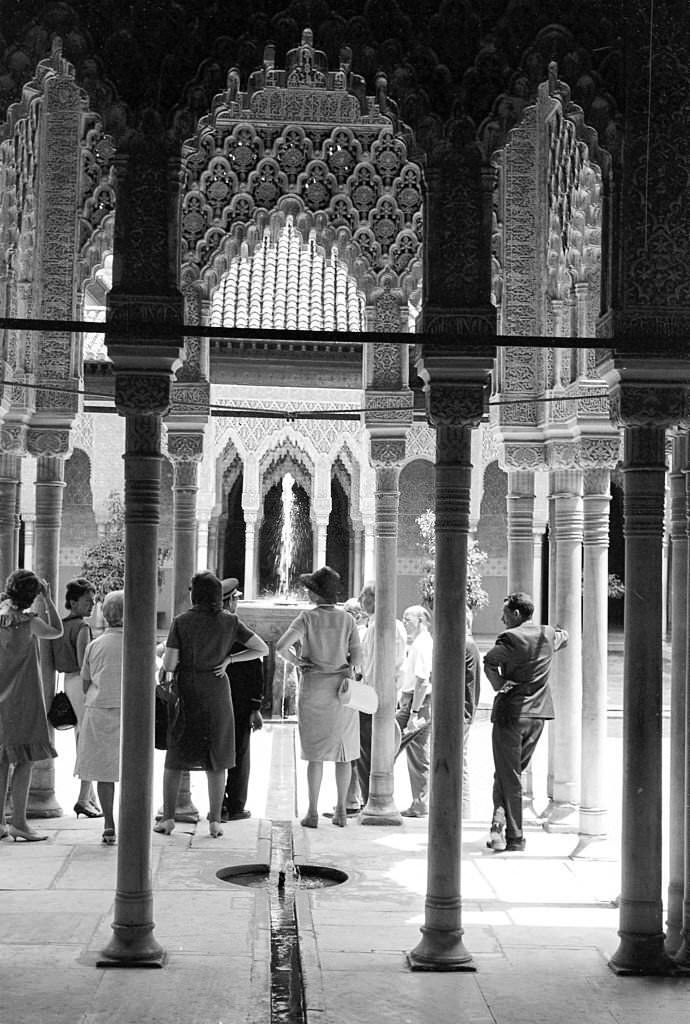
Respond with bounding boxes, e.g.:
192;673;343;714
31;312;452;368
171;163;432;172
154;572;268;838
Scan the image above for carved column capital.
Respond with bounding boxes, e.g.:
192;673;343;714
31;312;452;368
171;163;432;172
115;374;173;418
166;432;204;464
500;443;547;472
426;382;489;429
369;437;406;469
0;424;28;455
609;384;690;429
27;428;70;458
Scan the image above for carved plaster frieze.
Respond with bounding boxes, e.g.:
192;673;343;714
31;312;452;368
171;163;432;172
364;390;413;428
115;374;172;417
107;292;185;327
501;442;547;472
417;308;497;337
578;437;622;468
171;381;210;412
27;427;70;457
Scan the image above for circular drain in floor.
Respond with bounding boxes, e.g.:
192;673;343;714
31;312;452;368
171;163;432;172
216;864;348;889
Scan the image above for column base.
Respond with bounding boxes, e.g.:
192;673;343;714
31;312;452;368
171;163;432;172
608;933;677;975
670;932;690;969
360;794;402;826
568;833;615;860
541;801;579;833
98;924;167;968
407;927;476;972
26;791;63;820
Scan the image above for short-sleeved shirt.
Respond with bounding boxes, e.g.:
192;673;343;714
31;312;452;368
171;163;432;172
401;629;433;694
81;627;123;709
288;605;362;672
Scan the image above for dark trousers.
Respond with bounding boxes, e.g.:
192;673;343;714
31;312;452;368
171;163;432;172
396;691;432;812
224;694;252;814
491;716;545;839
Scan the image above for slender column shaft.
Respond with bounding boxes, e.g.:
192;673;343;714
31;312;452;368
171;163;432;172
352;526;363;597
196;516;209;574
0;454;20;582
363;521;375;581
28;455;65;818
666;434;688;953
315;521;328;568
23;514;35;570
243;520;257;599
672;440;690;966
172;460;199;616
100;414;165;966
609;426;673;974
361;464;402;825
408;425;474;970
506;469;536;592
169;458;200;823
544;469;583;830
573;469;611;853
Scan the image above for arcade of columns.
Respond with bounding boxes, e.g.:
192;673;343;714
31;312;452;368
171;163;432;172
1;7;690;977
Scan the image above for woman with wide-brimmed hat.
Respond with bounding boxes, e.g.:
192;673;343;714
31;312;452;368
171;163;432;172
276;565;362;828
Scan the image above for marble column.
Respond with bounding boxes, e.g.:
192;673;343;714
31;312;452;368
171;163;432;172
666;433;688;954
28;450;66;818
609;425;675;974
167;437;203;824
408;420;476;970
0;453;20;582
196;513;209;572
363;519;375;581
506;469;537;593
571;468;611;856
352;522;363;596
360;451;403;826
243;517;258;598
99;381;172;968
314;519;328;569
542;468;583;833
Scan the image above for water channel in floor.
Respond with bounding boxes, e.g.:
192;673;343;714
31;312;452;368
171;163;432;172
216;820;347;1023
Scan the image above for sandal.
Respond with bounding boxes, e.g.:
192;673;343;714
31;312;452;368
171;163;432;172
331;811;347;828
102;828;116;845
209;821;224;838
153;818;175;835
300;812;319;829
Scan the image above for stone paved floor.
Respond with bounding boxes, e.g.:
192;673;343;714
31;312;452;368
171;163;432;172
1;670;688;1023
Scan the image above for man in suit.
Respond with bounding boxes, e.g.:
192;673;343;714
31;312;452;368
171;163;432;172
484;592;568;852
221;578;264;821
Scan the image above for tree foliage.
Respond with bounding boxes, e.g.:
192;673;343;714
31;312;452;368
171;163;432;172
416;509;489;612
80;491;125;597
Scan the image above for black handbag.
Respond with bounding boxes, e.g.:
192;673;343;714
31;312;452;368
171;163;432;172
47;690;77;730
155;667;184;750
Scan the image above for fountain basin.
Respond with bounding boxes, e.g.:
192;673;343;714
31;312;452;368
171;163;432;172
216;863;348;889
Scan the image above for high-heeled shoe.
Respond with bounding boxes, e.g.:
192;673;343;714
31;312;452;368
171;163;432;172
209;821;223;838
74;802;103;819
153;818;175;835
0;824;8;840
9;825;49;842
102;828;116;845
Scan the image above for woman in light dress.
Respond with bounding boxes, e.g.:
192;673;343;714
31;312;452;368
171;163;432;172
76;590;124;845
276;566;362;828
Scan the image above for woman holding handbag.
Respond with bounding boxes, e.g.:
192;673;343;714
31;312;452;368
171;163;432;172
0;570;63;842
51;578;100;818
276;566;362;829
155;571;268;839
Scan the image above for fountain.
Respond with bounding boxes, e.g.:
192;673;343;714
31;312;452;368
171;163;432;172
237;473;312;717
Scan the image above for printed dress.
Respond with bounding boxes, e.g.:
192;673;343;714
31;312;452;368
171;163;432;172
0;603;56;765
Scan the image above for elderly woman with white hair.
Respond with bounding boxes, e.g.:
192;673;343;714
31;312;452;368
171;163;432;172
76;589;125;845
